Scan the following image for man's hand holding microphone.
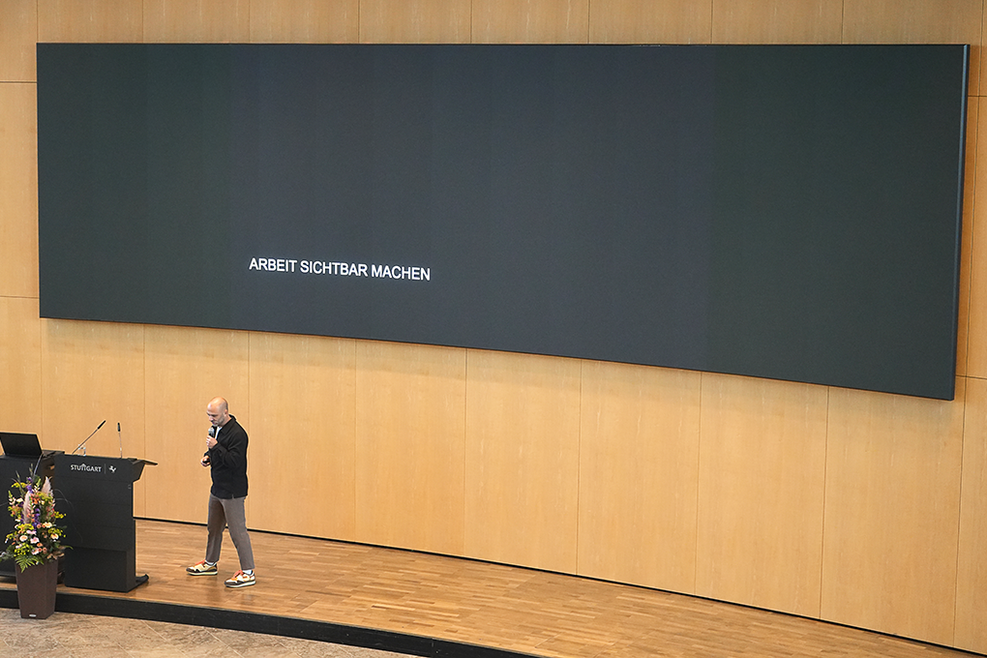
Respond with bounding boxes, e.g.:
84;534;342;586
201;426;217;467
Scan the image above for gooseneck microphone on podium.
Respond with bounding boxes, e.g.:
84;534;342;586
72;419;106;456
118;422;123;457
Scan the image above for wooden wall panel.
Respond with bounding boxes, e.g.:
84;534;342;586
711;0;843;44
354;341;466;555
955;99;978;378
821;383;965;646
0;0;36;82
472;0;589;44
143;0;250;43
359;0;471;43
981;4;987;98
37;0;142;42
955;376;987;652
842;0;982;96
40;320;146;454
248;332;358;540
577;362;701;593
695;373;827;617
40;319;146;512
464;350;580;572
0;298;42;433
248;0;360;43
0;83;37;299
967;99;987;378
588;0;711;44
142;325;249;523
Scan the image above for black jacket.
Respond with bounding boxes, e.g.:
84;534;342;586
206;415;249;499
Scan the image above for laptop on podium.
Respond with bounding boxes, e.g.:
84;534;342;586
0;431;44;458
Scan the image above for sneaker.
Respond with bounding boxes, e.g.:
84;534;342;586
225;570;255;588
186;560;218;576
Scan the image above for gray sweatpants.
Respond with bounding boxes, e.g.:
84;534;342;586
204;493;255;571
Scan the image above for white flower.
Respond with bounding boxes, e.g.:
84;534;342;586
21;491;32;523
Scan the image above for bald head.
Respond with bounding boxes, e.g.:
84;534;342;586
206;397;231;427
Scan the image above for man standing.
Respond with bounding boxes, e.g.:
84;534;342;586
186;396;256;588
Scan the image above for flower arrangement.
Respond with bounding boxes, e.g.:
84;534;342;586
1;476;66;570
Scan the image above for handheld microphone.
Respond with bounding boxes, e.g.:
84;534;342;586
73;420;106;456
202;426;216;467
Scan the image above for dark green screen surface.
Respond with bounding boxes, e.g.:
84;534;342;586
38;44;967;399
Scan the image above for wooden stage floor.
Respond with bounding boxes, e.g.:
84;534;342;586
0;520;979;658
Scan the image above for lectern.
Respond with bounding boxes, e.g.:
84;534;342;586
53;454;155;592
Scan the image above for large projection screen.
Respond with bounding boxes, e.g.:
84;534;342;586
37;44;968;400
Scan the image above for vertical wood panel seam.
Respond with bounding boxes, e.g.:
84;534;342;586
352;341;359;539
951;375;969;647
969;95;983;381
840;0;846;45
949;37;981;621
977;0;985;98
246;331;251;485
574;358;583;575
462;347;469;552
693;371;704;594
585;0;591;44
140;324;146;517
817;385;831;620
353;341;360;538
961;94;978;377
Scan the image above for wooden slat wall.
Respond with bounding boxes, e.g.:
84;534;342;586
0;82;36;298
696;374;829;619
248;332;359;540
141;325;251;522
577;362;701;594
464;351;582;571
711;0;844;43
588;0;711;43
361;0;471;43
472;0;589;43
823;382;967;646
249;0;359;43
956;98;979;379
356;341;467;555
2;0;986;653
968;100;987;378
